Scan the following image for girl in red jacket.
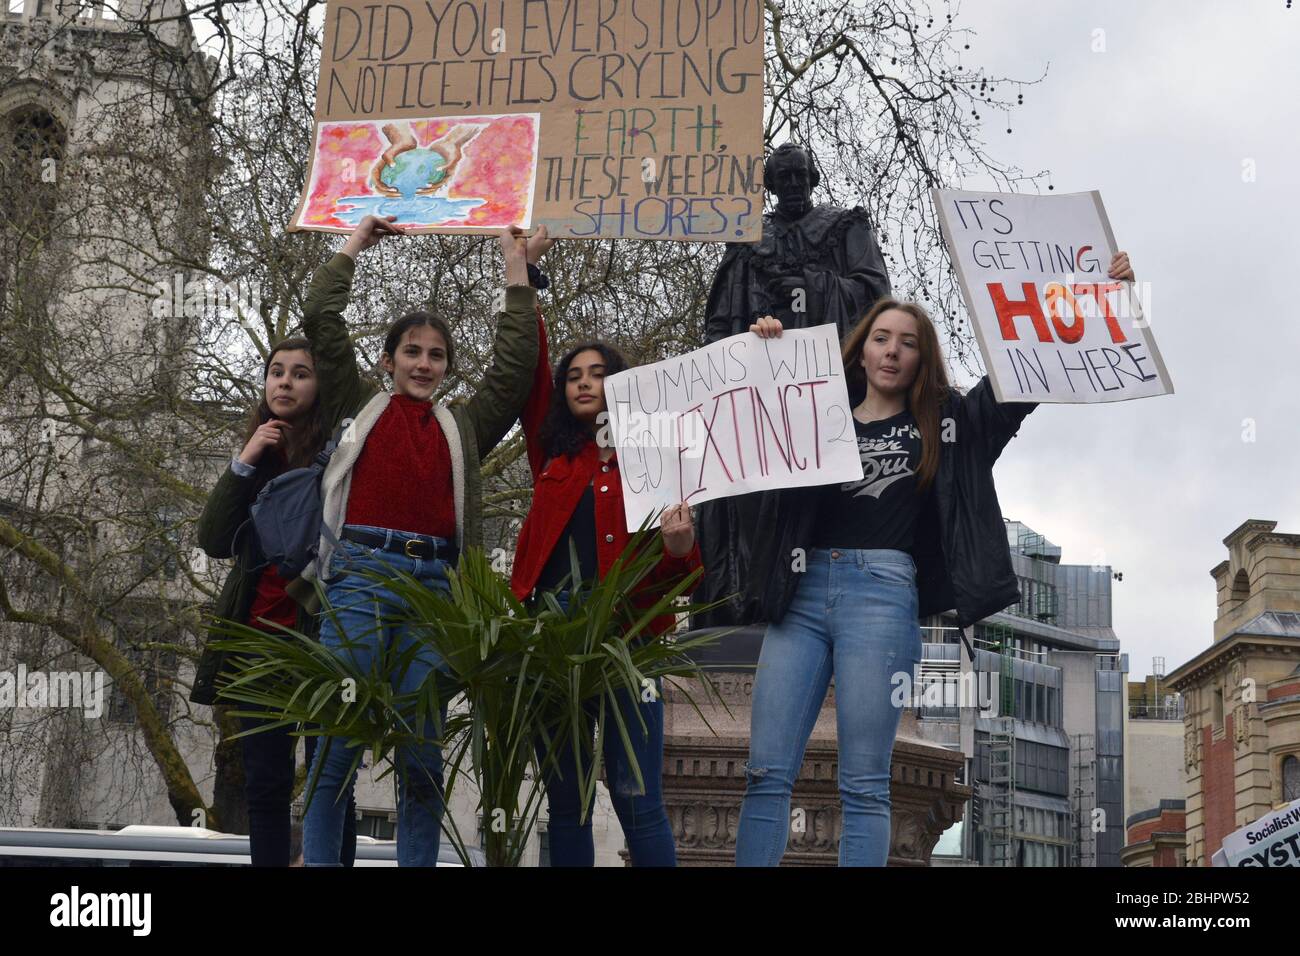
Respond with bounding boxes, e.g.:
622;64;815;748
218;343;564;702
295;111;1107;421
510;332;701;866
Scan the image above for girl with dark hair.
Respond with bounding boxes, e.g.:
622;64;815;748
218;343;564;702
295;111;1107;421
192;338;357;866
509;333;701;866
733;253;1135;866
296;214;547;867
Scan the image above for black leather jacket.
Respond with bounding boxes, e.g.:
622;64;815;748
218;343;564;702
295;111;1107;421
721;376;1037;629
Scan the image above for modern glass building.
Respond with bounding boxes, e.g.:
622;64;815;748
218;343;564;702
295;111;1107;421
915;520;1128;866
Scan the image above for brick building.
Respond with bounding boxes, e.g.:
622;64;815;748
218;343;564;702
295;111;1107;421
1165;519;1300;866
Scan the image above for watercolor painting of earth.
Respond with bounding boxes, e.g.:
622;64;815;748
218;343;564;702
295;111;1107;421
292;113;539;233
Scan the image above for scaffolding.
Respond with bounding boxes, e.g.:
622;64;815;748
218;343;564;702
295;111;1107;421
986;716;1016;866
1070;732;1096;867
971;627;1019;865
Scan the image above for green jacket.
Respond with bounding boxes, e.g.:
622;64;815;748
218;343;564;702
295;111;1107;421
190;459;316;705
190;252;539;705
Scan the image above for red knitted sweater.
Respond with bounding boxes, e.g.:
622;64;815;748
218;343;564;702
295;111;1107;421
344;393;456;538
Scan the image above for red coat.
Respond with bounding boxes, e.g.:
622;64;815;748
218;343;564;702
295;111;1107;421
510;312;702;637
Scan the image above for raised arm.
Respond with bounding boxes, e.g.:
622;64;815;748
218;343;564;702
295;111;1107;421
466;226;552;460
301;215;402;426
519;305;553;481
959;376;1039;465
646;539;703;596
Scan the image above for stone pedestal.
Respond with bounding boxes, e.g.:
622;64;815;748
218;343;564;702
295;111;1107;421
660;673;969;866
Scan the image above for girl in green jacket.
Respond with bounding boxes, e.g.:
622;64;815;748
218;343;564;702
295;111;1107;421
192;339;357;866
298;214;549;867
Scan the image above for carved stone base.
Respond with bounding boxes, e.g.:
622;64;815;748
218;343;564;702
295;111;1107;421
660;675;970;866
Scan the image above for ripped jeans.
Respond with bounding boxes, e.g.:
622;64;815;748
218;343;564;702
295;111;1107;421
531;588;676;867
735;548;922;867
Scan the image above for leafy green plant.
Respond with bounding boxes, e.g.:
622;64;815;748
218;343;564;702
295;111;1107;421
211;518;738;866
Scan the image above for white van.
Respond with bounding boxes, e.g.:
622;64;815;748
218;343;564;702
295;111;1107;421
0;826;485;867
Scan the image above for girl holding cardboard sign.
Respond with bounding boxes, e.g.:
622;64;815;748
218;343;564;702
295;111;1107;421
509;329;702;866
734;252;1133;867
295;214;546;866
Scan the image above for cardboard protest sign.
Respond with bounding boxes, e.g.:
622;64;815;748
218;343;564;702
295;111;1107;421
1215;796;1300;867
933;188;1174;403
602;324;864;530
289;0;766;240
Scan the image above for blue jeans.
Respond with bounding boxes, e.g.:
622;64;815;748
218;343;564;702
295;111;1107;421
303;524;453;867
239;707;356;866
735;548;921;867
532;589;676;867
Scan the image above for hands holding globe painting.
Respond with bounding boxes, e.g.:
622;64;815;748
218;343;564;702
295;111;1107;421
369;121;484;199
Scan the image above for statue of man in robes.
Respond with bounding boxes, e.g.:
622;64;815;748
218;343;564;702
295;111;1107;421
694;143;893;628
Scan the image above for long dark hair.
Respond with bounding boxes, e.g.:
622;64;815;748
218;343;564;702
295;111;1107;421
537;341;629;463
239;337;327;474
841;298;951;495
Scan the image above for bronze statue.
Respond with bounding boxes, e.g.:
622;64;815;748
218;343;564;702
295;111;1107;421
695;143;892;627
704;143;892;342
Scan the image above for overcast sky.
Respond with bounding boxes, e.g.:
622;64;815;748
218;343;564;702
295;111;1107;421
948;1;1300;678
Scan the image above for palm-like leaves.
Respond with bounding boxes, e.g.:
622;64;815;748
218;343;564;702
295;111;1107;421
211;516;738;866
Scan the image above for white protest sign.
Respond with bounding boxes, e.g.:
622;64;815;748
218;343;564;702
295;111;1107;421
933;188;1174;403
1216;796;1300;867
603;324;863;531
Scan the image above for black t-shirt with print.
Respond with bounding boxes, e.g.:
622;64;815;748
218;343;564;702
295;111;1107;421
808;408;926;553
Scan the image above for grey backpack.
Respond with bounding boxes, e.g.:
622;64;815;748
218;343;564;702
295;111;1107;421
235;420;348;579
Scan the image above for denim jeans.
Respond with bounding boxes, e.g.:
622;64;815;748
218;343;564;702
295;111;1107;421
239;707;356;866
532;589;676;867
303;524;453;868
734;548;922;867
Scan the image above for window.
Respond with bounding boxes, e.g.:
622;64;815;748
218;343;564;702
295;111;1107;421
140;505;185;580
1016;578;1031;617
1283;756;1300;803
107;640;177;724
1;105;66;322
6;0;23;17
71;0;116;18
2;105;65;202
357;810;395;840
1212;685;1224;732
